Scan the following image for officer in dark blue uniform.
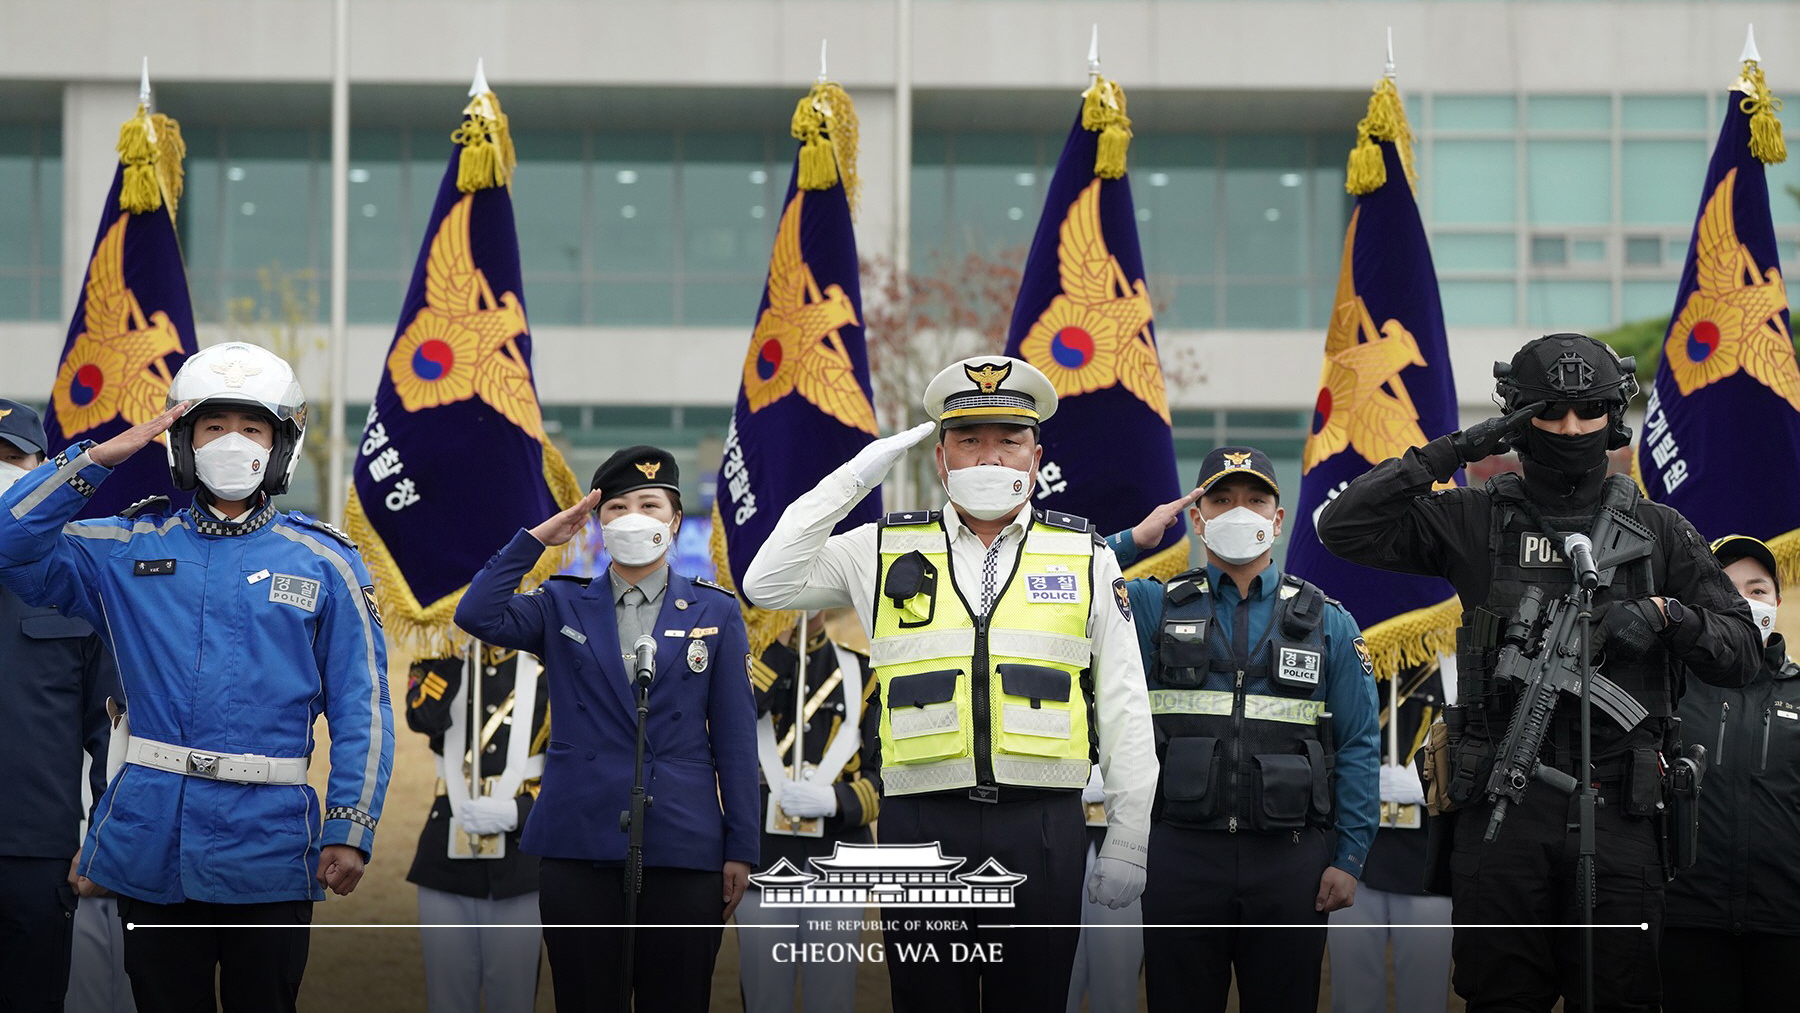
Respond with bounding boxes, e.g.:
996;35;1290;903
1110;446;1380;1013
455;445;759;1013
0;399;120;1013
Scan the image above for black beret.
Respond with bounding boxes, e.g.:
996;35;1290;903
590;445;680;503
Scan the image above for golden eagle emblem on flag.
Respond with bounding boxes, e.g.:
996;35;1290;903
740;192;877;435
1663;168;1799;410
1303;208;1431;473
52;214;184;440
387;194;545;438
1019;180;1169;423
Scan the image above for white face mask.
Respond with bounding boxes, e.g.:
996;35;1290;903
1202;505;1278;565
1746;597;1779;645
944;466;1033;521
603;511;674;567
0;460;28;495
193;433;271;501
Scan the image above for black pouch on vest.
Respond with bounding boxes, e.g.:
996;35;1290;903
1269;640;1324;694
1160;736;1222;823
997;664;1072;707
887;668;960;708
883;550;938;629
1158;619;1209;689
1251;753;1314;830
1623;746;1664;818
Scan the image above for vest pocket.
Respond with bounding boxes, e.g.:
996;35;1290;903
996;663;1075;757
885;668;965;763
1251;753;1316;830
1160;735;1221;822
1158;621;1209;689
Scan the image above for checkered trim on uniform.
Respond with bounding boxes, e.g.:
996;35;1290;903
325;806;377;832
52;449;98;499
189;501;278;537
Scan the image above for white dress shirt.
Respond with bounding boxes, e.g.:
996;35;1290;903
742;463;1158;867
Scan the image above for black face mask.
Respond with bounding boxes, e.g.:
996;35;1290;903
1521;426;1609;480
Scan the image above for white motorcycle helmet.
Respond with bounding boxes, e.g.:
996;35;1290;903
165;342;307;496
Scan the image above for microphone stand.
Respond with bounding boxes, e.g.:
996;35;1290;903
620;645;655;1009
1567;547;1599;1013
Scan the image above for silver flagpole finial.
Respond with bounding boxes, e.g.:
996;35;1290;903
469;57;490;97
1088;24;1101;77
1741;24;1761;65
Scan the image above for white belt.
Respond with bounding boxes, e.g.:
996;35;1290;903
125;735;308;786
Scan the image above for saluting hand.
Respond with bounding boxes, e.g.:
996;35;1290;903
1450;402;1542;464
530;489;603;547
88;401;190;468
1131;489;1201;551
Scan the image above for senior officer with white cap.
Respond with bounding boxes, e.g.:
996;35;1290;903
743;355;1159;1013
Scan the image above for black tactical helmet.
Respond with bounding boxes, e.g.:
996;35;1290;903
1494;333;1639;449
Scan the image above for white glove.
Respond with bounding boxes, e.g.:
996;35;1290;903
1379;762;1427;805
1081;767;1106;805
1085;856;1146;909
778;779;839;818
456;796;520;836
848;422;937;487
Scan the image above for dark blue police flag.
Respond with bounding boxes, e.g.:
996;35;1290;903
345;86;581;654
1003;75;1185;580
44;103;197;518
1638;57;1800;580
1287;77;1462;678
712;81;880;649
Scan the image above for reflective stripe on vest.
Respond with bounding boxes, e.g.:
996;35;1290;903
1150;689;1325;726
872;516;1094;794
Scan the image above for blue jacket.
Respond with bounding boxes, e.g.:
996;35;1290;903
0;445;393;904
456;529;760;871
1109;532;1381;879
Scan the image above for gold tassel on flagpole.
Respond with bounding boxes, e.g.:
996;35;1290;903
455;91;517;193
1345;76;1418;196
1740;61;1787;165
791;81;861;214
117;105;161;214
151;113;186;215
1081;75;1132;179
709;500;799;659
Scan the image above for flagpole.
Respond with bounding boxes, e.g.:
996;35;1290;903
327;0;350;522
892;0;914;507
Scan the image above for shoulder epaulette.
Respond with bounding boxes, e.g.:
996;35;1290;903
1037;509;1091;533
693;577;737;599
288;512;357;550
546;574;592;587
881;510;941;527
120;495;170;519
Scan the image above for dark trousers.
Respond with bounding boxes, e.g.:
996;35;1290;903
1659;928;1800;1013
1141;822;1331;1013
117;897;312;1013
1449;788;1663;1013
0;856;77;1012
878;792;1086;1013
538;859;723;1013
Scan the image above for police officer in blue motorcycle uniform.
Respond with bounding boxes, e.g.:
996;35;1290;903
0;342;394;1012
0;399;120;1013
1110;446;1380;1013
455;445;759;1013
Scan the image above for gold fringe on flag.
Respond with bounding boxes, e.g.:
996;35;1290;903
1359;595;1462;682
454;91;517;193
709;501;799;661
1345;76;1418;197
1763;528;1800;589
116;105;186;216
790;81;861;214
1121;539;1190;584
1739;61;1787;165
1081;75;1132;179
344;439;584;657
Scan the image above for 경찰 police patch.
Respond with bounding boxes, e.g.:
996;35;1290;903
1275;647;1322;689
1112;578;1131;621
269;574;321;613
1025;573;1081;603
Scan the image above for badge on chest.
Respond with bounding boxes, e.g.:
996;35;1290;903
687;638;709;673
268;574;321;612
1274;646;1322;689
1025;573;1081;604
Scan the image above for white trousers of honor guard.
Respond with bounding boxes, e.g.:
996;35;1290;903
416;886;542;1013
1065;838;1144;1013
66;895;136;1013
1327;885;1453;1013
735;890;860;1013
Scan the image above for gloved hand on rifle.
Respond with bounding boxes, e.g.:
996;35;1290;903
1592;598;1665;662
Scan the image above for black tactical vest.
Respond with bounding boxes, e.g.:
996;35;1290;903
1459;472;1671;723
1148;569;1335;833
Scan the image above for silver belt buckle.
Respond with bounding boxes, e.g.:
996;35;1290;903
187;750;221;778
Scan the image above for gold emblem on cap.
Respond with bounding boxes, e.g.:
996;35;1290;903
0;408;10;421
1224;451;1252;467
964;362;1013;394
636;461;661;479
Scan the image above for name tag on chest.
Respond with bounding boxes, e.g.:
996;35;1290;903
1025;574;1081;604
269;574;321;612
1519;533;1568;568
1275;647;1322;688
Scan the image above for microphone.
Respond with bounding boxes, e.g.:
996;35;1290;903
1564;533;1599;590
632;634;658;687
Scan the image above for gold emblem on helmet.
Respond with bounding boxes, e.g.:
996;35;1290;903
964;362;1013;393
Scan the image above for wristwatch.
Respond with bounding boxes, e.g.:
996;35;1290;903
1661;597;1687;630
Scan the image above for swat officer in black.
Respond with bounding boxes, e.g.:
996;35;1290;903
1316;332;1761;1012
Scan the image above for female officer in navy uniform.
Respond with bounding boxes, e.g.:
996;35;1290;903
455;445;759;1013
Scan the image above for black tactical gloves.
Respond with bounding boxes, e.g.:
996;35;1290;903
1451;403;1543;464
